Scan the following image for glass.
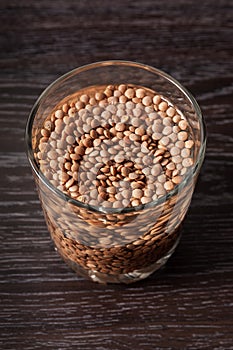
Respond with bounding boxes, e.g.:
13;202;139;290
25;61;206;284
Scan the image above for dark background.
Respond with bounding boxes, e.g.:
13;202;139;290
0;1;233;349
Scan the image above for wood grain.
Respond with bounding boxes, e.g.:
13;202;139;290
0;0;233;349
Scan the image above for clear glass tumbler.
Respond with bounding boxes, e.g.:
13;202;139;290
25;61;206;284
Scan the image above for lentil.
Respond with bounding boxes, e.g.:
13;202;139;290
34;83;195;281
125;88;135;99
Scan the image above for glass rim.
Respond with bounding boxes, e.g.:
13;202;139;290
25;59;206;214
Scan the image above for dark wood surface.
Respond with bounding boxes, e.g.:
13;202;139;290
1;1;233;349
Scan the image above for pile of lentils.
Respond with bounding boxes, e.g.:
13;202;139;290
36;84;194;209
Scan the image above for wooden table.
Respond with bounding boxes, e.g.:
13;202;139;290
1;1;233;349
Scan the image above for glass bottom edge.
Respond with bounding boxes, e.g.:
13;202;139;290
59;237;180;284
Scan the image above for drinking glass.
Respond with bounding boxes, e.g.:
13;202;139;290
25;61;206;284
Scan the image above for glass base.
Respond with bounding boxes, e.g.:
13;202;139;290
61;237;180;284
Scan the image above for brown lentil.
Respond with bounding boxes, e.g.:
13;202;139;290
34;83;195;282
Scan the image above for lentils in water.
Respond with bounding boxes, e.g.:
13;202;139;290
35;84;194;208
